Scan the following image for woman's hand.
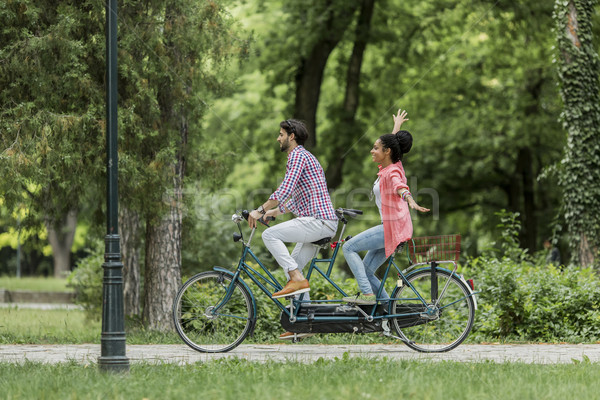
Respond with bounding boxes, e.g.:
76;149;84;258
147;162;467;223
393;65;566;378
407;196;430;213
392;109;409;133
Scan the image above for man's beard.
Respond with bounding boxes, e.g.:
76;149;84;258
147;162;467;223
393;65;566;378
280;139;289;152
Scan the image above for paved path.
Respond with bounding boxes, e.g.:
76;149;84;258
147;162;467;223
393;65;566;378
1;344;599;365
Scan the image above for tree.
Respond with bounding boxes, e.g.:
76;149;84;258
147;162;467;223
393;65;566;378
257;0;361;149
0;1;105;277
1;1;247;327
325;0;376;189
363;0;565;254
554;0;600;266
116;0;247;330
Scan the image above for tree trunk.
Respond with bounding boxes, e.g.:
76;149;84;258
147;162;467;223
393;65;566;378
555;0;600;266
293;3;359;150
294;44;338;150
142;189;182;331
517;147;536;253
119;207;142;317
142;3;188;330
326;0;375;189
45;210;77;278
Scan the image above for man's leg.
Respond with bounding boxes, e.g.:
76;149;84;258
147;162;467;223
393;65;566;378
263;217;336;298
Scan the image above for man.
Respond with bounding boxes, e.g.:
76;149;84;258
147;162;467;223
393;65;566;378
544;239;561;266
248;118;337;310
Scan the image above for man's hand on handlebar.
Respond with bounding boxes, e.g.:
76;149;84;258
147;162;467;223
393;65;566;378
248;210;263;229
265;208;281;219
248;209;278;229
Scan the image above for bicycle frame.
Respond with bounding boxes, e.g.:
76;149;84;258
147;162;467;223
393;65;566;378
213;213;477;327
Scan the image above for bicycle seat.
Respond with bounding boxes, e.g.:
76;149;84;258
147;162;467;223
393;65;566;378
312;237;332;246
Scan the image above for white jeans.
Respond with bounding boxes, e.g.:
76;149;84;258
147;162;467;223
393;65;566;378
262;217;338;277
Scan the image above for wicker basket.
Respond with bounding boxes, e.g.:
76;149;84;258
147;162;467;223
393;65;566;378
408;235;461;263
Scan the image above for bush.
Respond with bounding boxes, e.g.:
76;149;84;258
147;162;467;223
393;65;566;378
67;242;104;320
465;256;600;342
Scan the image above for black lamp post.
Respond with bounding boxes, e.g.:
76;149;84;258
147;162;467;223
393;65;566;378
99;0;129;373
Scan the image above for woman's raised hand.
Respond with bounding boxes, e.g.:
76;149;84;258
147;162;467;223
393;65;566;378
392;109;409;133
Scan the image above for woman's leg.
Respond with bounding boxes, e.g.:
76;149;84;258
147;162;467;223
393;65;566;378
363;248;390;299
342;225;385;295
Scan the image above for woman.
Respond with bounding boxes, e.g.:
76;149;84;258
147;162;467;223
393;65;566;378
342;109;429;305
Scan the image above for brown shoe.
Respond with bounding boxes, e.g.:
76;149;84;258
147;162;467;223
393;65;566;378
272;279;310;299
279;331;316;340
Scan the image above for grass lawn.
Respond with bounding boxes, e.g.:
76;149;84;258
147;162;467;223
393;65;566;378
1;358;599;399
0;307;101;343
0;276;70;292
0;307;185;344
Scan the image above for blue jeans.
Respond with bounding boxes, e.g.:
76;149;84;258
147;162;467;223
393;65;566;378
342;224;390;298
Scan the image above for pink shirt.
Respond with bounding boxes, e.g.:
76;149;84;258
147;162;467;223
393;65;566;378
377;162;412;257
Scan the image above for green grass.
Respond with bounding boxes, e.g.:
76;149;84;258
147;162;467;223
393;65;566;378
0;307;101;344
0;307;185;344
1;358;599;399
0;276;70;292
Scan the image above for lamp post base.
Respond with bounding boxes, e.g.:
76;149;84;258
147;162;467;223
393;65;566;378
99;356;130;373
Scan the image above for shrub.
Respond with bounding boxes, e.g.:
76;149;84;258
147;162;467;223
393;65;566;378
465;256;600;342
67;242;104;320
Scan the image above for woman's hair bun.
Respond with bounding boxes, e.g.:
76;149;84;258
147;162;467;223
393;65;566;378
395;130;413;154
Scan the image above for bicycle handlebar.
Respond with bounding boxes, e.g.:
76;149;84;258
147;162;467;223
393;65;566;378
236;210;275;226
335;208;363;218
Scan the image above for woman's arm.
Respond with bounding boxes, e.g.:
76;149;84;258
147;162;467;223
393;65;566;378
398;188;430;213
392;109;409;133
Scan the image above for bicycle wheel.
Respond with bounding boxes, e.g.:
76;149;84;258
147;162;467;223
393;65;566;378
391;268;475;352
173;271;255;353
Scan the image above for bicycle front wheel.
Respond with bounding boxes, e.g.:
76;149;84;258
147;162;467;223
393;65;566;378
391;268;475;352
173;271;255;353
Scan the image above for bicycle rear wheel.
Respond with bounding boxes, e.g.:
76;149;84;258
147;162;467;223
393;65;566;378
391;268;475;352
173;271;254;353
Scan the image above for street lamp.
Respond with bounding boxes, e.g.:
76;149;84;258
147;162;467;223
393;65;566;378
99;0;129;373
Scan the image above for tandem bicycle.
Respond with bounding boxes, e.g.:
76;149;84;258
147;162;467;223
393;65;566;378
172;208;478;353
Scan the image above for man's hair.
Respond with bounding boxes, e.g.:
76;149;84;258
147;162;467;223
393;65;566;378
280;119;308;146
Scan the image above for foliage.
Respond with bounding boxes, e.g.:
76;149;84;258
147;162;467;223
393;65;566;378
0;1;105;223
66;243;103;319
492;209;529;262
464;210;600;342
116;0;249;220
202;0;567;264
468;256;600;342
554;0;600;266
